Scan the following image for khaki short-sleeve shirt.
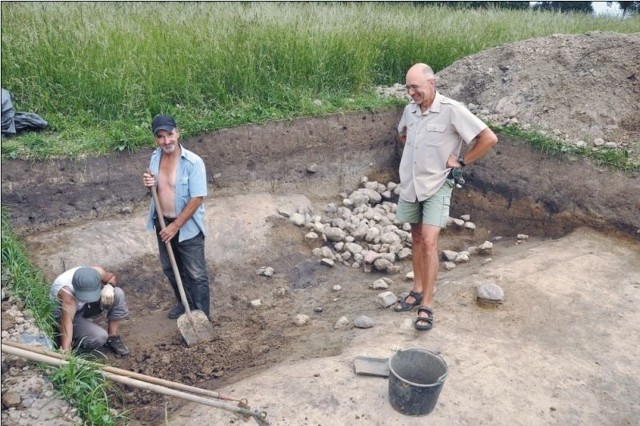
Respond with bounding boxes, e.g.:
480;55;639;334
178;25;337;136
398;92;487;202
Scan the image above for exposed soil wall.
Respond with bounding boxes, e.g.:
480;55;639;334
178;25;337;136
1;110;401;233
451;134;640;239
2;110;638;240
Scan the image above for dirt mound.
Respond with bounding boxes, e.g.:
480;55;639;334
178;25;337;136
437;31;640;160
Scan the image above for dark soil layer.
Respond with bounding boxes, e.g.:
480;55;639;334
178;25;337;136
2;110;638;240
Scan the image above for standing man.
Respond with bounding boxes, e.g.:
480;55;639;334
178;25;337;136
394;63;498;331
51;266;130;355
142;114;211;320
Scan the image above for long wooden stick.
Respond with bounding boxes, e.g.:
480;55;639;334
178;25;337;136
1;342;269;425
2;340;240;402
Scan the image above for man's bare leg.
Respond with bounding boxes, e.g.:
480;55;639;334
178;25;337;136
414;223;440;327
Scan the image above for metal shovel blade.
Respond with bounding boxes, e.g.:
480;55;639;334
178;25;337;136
177;310;216;347
354;356;390;377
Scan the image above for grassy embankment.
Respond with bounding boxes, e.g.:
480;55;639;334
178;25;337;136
1;3;638;425
2;2;638;164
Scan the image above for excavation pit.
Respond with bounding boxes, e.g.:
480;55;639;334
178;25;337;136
2;31;640;425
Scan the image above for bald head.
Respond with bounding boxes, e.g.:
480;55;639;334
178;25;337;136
405;63;437;109
406;63;435;82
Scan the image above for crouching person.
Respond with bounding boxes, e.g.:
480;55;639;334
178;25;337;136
50;266;130;356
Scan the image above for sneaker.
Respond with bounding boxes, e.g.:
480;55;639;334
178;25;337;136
168;304;186;319
106;335;130;356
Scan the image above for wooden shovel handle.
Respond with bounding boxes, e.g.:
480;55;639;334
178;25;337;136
146;169;193;318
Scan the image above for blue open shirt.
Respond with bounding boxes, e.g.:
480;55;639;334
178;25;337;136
146;145;207;242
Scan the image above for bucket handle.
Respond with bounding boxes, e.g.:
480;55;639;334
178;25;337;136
433;352;448;384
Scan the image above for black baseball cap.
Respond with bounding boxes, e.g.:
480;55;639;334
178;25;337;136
151;114;177;135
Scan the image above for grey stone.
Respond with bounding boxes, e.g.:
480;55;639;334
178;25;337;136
304;231;319;241
290;212;306;226
477;283;505;308
294;314;310;326
334;316;350;330
324;227;346;242
344;242;364;255
321;258;335;267
377;291;397;308
374;257;393;272
454;252;470;263
442;250;458;261
444;261;457;270
478;241;494;255
371;278;390;290
354;315;375;329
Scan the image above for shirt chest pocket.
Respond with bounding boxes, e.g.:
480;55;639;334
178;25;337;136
425;124;446;133
178;175;190;201
420;123;448;146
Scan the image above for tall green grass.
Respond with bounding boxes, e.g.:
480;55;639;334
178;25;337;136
2;2;638;159
51;357;127;426
1;210;54;334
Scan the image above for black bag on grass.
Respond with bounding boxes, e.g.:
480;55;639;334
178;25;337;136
2;88;48;136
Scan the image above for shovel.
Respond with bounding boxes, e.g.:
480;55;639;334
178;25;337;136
147;171;215;346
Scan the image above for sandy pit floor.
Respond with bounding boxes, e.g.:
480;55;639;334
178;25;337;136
20;192;640;426
170;222;640;426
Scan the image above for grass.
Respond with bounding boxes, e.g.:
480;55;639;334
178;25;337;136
1;210;124;425
1;210;54;334
50;357;128;426
2;2;639;160
494;123;640;174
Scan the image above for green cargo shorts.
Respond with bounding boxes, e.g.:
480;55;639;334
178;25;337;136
396;179;454;228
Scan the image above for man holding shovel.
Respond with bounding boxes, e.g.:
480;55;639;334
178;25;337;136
142;114;211;321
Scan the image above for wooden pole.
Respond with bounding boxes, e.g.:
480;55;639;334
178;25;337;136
1;342;269;426
2;340;240;403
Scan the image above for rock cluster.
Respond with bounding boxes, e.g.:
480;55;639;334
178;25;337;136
282;176;495;276
271;177;510;330
284;177;409;274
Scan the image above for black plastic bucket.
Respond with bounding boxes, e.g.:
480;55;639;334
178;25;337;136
388;348;448;416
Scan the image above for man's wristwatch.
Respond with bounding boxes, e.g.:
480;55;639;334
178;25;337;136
457;156;466;167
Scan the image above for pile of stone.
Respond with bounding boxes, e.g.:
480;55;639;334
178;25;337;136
280;177;408;274
280;176;495;275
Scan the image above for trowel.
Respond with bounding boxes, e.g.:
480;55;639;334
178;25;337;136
353;356;389;377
